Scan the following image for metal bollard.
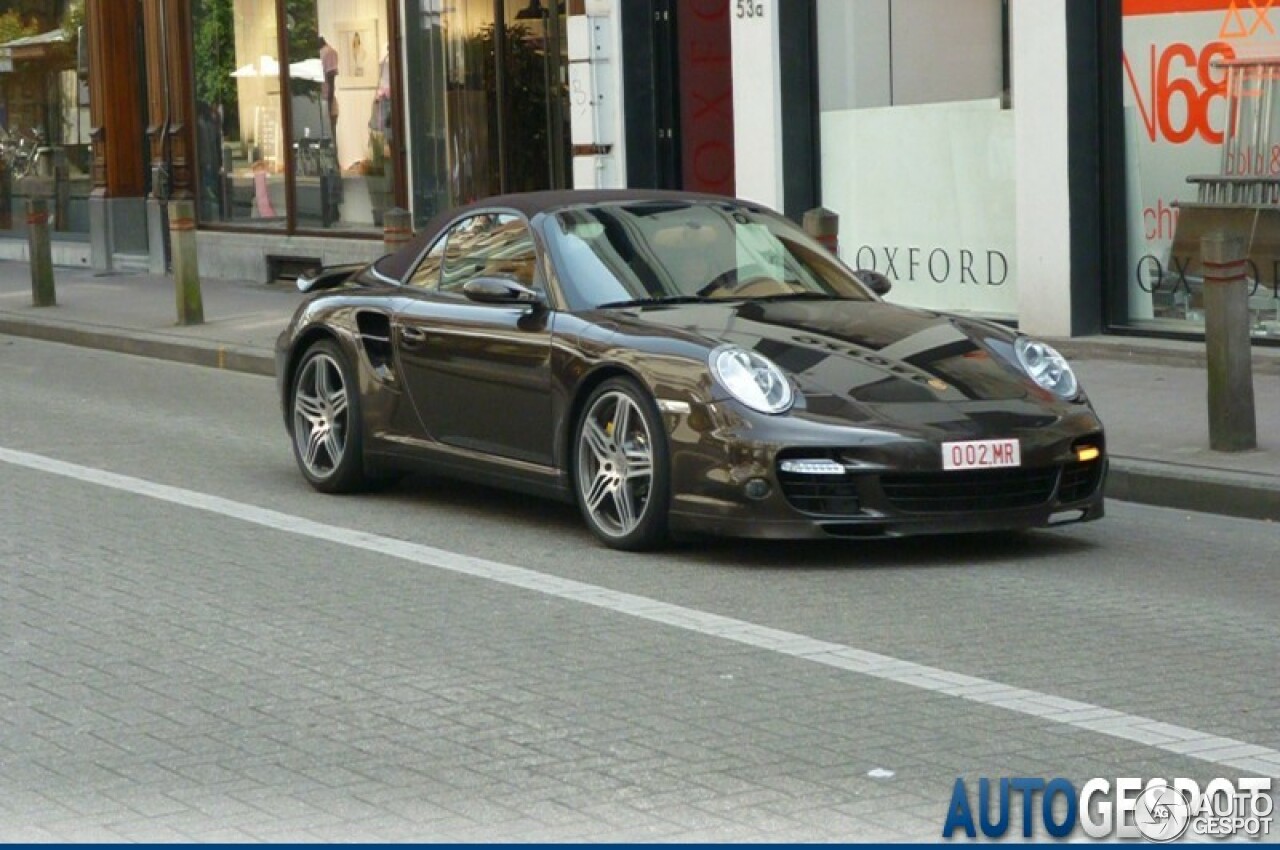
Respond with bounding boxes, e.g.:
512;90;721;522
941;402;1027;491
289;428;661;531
1201;232;1257;452
26;197;55;307
54;147;70;233
383;207;412;256
168;199;204;326
803;207;840;256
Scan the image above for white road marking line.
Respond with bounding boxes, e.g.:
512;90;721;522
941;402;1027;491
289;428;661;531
3;444;1278;779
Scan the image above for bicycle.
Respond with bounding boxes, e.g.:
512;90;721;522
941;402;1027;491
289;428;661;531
0;127;48;179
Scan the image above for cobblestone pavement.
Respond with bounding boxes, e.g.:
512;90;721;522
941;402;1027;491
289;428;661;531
1;337;1277;841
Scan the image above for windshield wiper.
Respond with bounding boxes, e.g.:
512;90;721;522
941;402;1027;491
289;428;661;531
596;295;718;309
744;291;853;302
597;292;854;309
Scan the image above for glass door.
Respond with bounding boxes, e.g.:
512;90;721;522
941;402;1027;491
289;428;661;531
500;0;570;193
440;0;500;203
415;0;570;212
282;0;394;231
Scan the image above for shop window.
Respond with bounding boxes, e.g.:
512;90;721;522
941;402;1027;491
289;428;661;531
0;23;92;237
283;0;393;231
1118;1;1280;339
193;0;394;233
815;0;1016;320
193;0;286;229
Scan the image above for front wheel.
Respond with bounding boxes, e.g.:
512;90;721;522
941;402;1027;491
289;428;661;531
290;339;367;493
574;378;671;551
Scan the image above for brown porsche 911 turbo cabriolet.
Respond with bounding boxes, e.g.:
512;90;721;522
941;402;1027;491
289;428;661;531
278;190;1106;550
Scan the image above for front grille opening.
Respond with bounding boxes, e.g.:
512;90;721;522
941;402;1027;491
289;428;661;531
777;440;1104;518
776;450;861;517
779;473;861;516
1059;459;1104;503
881;467;1060;514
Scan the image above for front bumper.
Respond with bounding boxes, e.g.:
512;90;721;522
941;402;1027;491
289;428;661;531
663;400;1107;540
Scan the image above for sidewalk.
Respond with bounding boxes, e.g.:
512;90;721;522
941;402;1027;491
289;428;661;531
2;259;1279;522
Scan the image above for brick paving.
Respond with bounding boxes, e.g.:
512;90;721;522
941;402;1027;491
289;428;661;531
3;470;1272;841
1;295;1278;841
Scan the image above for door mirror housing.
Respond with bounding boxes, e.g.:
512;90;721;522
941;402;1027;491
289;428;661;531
462;276;545;306
856;270;893;296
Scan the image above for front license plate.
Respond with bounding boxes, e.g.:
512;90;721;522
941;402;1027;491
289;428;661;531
942;439;1021;471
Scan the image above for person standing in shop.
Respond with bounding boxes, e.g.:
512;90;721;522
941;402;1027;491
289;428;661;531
319;36;340;146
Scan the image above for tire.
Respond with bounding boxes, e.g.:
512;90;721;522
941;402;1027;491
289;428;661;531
573;377;671;551
289;339;367;493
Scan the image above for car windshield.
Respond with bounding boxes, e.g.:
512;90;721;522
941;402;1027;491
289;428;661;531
544;201;876;311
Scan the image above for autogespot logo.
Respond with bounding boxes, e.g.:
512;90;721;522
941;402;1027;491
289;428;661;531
1133;781;1192;842
941;776;1273;841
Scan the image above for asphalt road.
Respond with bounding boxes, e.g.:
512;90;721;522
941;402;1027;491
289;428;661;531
1;335;1277;841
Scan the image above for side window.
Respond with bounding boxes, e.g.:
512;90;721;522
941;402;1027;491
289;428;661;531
439;213;539;295
406;236;446;289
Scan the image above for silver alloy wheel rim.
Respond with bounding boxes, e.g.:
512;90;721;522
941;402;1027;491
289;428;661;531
577;391;655;538
293;352;349;479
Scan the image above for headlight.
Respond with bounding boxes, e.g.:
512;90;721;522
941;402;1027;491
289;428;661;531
710;346;794;414
1015;336;1079;399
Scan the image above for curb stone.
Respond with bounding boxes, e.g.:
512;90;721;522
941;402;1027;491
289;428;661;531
1053;336;1280;376
1107;457;1280;523
0;316;275;376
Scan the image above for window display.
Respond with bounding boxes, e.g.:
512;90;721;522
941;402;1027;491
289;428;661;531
1120;0;1280;338
193;0;286;228
192;0;395;232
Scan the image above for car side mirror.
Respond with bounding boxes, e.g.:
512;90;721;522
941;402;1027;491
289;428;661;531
462;276;545;306
856;270;893;296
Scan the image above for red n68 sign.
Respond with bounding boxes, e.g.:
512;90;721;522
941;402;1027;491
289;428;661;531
1125;40;1235;145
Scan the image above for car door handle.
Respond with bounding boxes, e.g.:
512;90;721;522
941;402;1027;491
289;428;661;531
400;327;427;348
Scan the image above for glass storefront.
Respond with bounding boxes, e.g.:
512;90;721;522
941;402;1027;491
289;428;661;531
814;0;1015;320
192;0;395;233
403;0;570;228
0;25;91;237
191;0;571;235
1119;0;1280;339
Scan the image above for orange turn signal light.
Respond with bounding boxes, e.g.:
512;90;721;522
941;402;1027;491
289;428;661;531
1075;446;1101;463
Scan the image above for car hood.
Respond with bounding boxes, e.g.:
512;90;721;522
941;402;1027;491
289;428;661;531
609;299;1078;433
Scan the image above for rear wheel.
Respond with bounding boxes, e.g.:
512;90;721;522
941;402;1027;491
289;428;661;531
574;378;670;551
290;339;366;493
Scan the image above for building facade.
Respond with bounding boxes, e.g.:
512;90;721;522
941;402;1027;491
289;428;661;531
742;0;1278;343
8;0;1275;344
68;0;633;278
